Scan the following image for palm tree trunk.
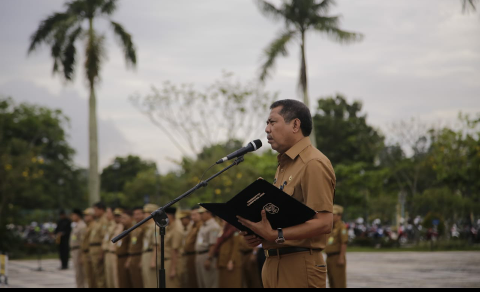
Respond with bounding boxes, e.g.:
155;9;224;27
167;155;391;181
300;31;318;148
88;80;100;205
88;18;100;205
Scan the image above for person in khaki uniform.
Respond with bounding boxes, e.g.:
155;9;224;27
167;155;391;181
325;205;348;288
195;207;221;289
178;210;192;288
118;210;133;288
141;204;159;289
182;207;202;288
70;209;87;288
154;207;183;288
89;202;109;289
126;207;145;288
238;100;336;289
109;208;124;288
238;237;263;288
103;208;117;288
81;208;95;288
214;222;243;288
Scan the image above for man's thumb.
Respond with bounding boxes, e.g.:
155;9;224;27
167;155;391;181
261;209;268;221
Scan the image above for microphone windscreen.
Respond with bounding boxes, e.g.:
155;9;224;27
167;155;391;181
253;139;263;150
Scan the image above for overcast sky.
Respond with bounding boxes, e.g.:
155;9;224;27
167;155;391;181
0;0;479;173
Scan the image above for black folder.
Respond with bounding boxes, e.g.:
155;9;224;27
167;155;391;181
199;179;317;237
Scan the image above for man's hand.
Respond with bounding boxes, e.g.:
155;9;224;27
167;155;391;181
150;261;156;270
204;258;212;271
169;269;177;279
237;210;276;242
240;233;263;248
227;260;234;272
125;258;131;269
337;256;346;266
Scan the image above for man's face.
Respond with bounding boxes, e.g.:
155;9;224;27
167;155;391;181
93;207;104;219
114;216;121;224
70;213;79;223
181;217;191;227
191;210;201;223
84;215;93;224
133;210;144;223
265;106;296;154
333;214;342;223
106;208;114;221
166;213;175;224
121;213;132;226
200;212;211;222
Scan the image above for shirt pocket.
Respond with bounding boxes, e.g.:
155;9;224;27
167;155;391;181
282;186;295;197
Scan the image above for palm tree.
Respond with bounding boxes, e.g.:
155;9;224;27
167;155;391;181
256;0;363;147
28;0;137;204
462;0;477;12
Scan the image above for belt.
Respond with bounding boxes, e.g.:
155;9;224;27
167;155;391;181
83;249;89;253
117;254;129;259
264;247;322;258
196;250;209;255
183;251;196;256
71;246;80;251
129;252;143;257
89;243;102;247
108;251;116;254
326;252;341;257
143;249;154;253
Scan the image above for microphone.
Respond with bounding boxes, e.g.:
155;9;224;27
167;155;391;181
216;140;263;164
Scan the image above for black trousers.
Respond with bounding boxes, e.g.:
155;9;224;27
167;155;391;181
59;240;70;269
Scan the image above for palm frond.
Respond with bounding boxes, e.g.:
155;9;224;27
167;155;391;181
28;13;71;53
259;30;297;82
101;0;118;15
463;0;477;12
85;31;105;84
312;16;363;44
312;0;336;13
255;0;285;22
62;27;84;80
111;21;137;68
65;0;88;18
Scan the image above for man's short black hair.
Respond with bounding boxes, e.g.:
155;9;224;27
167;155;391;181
191;205;200;211
133;206;144;212
72;209;83;218
93;202;106;211
270;99;313;137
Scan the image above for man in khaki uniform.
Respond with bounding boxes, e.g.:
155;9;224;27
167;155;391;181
102;208;117;288
118;210;133;288
178;210;192;288
126;207;145;288
239;237;263;288
182;207;202;288
81;208;95;288
141;204;159;289
195;207;221;289
89;202;109;288
215;222;243;288
70;209;86;288
325;205;348;288
238;100;336;288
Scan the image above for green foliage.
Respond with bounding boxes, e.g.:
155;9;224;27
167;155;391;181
422;212;446;237
0;97;87;232
313;95;385;166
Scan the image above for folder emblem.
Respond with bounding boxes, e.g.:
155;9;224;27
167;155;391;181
263;203;280;215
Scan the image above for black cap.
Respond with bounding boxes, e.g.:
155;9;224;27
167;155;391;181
165;207;177;215
72;209;83;217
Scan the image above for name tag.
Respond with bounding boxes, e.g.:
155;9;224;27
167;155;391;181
72;235;77;241
104;234;110;242
328;237;334;245
144;240;149;250
117;240;122;247
132;237;138;245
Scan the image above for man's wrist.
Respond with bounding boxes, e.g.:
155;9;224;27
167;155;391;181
270;229;278;242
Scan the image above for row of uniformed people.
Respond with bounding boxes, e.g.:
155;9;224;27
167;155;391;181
70;203;263;289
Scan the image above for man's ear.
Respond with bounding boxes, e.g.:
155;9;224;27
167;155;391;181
293;118;301;133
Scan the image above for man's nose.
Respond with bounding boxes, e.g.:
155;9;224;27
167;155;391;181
265;124;271;133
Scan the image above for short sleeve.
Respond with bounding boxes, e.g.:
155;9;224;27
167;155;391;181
301;159;335;213
340;224;349;244
208;227;220;246
171;227;183;250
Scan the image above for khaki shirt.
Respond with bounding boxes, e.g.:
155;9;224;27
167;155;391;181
70;220;86;249
184;221;202;254
116;223;131;257
128;225;145;255
89;214;109;247
143;222;156;253
263;137;336;250
195;218;221;252
81;221;93;253
324;221;348;255
153;220;184;260
102;220;116;251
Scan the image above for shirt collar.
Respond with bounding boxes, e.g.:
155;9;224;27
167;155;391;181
277;137;312;162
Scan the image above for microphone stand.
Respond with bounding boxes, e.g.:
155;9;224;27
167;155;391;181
112;156;245;289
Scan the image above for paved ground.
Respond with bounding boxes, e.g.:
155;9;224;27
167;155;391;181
3;252;480;288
